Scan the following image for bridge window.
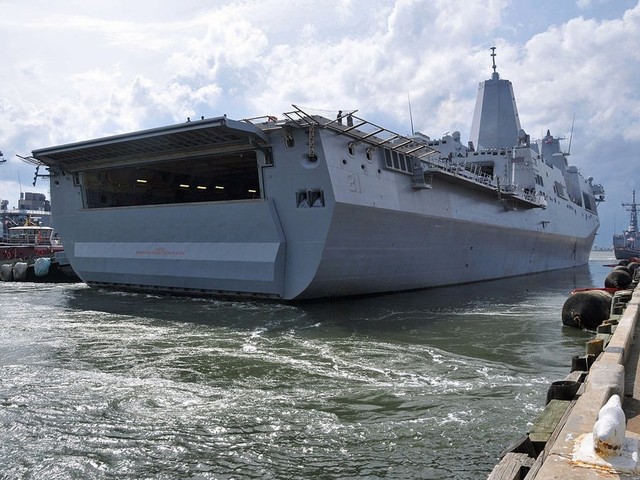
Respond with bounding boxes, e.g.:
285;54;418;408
383;147;414;174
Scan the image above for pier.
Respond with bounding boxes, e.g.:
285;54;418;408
489;278;640;478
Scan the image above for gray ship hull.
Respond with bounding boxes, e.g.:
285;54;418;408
614;247;640;261
48;183;596;300
306;202;593;299
55;200;288;298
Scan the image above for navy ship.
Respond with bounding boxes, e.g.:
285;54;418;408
30;50;604;300
613;190;639;260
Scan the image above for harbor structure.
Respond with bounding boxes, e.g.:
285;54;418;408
1;192;53;239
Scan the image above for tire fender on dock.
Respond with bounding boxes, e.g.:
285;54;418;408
0;264;13;282
34;257;52;277
12;262;28;281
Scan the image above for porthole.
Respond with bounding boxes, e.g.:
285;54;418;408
365;148;373;162
284;134;294;148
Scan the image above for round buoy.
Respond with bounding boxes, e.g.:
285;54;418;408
618;259;630;266
605;270;632;289
562;290;612;329
627;261;639;276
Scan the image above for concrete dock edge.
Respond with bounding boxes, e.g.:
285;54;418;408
489;286;640;479
530;289;640;479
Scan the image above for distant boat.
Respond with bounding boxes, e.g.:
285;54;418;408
1;192;62;264
0;225;64;264
613;190;640;260
30;49;605;300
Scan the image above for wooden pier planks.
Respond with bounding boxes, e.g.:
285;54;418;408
527;400;571;448
487;452;534;480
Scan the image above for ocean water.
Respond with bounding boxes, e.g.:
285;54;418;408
0;252;614;479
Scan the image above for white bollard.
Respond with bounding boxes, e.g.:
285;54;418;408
572;393;640;473
593;394;626;456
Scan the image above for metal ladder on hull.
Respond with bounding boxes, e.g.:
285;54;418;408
282;105;436;160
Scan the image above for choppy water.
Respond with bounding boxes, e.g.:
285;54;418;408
0;252;614;479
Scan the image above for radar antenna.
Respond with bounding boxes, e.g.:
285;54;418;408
622;190;638;234
490;46;497;74
407;92;415;135
566;113;575;155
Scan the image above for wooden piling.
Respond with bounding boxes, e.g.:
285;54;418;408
585;338;604;356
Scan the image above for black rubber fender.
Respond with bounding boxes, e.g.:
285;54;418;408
605;270;632;289
562;290;612;329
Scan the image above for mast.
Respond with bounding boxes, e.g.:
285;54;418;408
491;46;497;74
407;92;415;135
622;190;638;234
469;47;522;150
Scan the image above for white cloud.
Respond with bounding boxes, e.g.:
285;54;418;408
0;0;639;246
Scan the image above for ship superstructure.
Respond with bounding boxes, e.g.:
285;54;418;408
613;190;639;260
30;51;604;300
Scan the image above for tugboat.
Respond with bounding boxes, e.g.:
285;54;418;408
0;223;64;265
0;222;79;282
613;190;640;260
0;189;79;281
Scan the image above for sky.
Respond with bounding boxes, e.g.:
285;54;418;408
1;0;639;248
